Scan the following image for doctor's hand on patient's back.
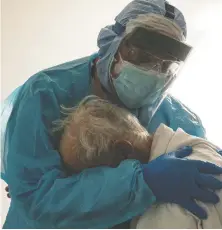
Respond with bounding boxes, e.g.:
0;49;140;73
142;146;222;220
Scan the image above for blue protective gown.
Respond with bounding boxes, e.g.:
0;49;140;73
1;54;205;229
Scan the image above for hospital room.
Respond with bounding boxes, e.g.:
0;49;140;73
1;0;222;228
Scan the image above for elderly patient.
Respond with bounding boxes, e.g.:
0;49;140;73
55;96;222;229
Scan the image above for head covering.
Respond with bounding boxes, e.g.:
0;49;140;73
96;0;187;92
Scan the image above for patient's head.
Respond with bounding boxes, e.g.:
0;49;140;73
55;96;152;173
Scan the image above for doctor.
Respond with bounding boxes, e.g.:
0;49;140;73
2;0;222;228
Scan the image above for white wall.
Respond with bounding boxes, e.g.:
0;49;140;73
169;0;222;146
1;0;222;226
1;0;130;100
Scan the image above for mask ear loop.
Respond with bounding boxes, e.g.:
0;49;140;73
78;95;100;106
112;140;134;160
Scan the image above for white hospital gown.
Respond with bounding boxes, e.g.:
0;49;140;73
131;124;222;229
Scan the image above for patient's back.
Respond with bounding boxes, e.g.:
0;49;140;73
132;124;222;229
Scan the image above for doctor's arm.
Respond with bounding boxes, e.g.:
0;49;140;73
6;93;154;229
148;95;206;138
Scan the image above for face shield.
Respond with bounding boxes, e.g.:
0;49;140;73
96;0;190;123
111;27;192;109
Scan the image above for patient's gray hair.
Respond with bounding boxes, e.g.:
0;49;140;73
54;96;150;171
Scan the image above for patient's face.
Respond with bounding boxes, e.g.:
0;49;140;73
58;97;152;173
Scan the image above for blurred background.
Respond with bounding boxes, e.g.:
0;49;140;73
1;0;222;225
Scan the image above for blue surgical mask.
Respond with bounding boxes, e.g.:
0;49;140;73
112;61;167;109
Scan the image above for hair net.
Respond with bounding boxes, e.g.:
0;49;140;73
96;0;187;92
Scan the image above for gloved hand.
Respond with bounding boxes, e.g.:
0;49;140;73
142;146;222;219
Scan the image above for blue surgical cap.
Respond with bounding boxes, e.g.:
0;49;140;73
96;0;187;92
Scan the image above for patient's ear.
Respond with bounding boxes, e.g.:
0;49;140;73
112;140;134;159
113;139;151;164
103;140;135;167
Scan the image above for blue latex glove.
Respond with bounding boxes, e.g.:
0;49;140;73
217;149;222;156
142;146;222;219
